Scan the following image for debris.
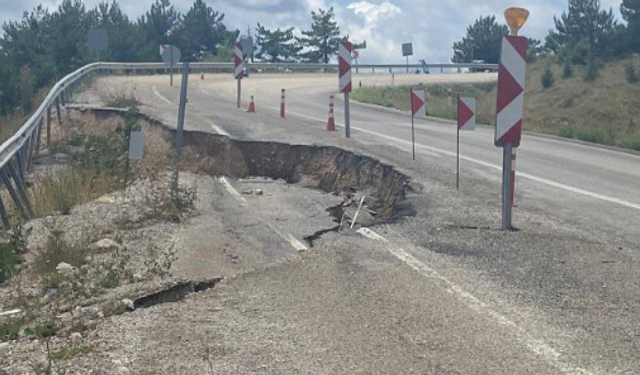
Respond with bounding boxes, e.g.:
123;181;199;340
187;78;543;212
350;196;367;229
117;366;131;375
0;342;9;355
93;238;122;250
0;309;21;317
241;189;264;196
121;299;135;311
56;262;74;276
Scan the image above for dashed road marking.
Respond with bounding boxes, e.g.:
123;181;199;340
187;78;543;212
357;228;594;375
268;224;308;252
216;177;307;252
217;177;247;205
152;86;172;105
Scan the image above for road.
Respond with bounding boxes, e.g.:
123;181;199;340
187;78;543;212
80;73;640;374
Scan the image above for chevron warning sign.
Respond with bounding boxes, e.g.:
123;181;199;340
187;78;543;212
339;41;352;93
234;42;245;80
495;36;528;147
458;97;476;131
411;89;426;118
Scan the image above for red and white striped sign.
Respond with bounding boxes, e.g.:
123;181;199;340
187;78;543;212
411;89;426;117
339;41;352;93
495;36;528;146
234;42;245;80
280;89;286;118
458;97;476;131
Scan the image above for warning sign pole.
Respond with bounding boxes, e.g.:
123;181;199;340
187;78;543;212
496;7;530;230
339;40;353;138
234;42;245;109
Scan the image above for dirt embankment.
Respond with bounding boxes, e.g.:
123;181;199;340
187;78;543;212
72;107;411;219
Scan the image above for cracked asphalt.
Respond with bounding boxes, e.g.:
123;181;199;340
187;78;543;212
63;72;640;374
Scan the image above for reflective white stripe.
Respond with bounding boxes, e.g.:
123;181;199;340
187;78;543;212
496;93;524;141
413;90;426;118
501;38;526;89
459;97;476;131
339;43;352;64
234;46;244;78
339;73;351;92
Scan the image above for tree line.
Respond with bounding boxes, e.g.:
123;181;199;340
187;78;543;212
452;0;640;72
0;0;344;116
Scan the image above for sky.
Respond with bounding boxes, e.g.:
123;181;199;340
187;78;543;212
0;0;626;63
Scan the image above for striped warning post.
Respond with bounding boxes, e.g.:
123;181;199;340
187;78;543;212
234;43;245;80
495;36;528;147
339;41;352;93
280;89;286;119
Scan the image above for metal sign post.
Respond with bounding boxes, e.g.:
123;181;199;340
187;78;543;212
496;7;529;231
339;40;353;138
410;89;426;160
402;43;413;74
457;96;476;190
234;43;245;108
173;62;190;190
161;45;181;87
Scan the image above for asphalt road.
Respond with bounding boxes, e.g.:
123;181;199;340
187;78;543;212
79;73;640;374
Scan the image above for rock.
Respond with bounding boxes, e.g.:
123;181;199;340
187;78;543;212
0;309;21;317
70;332;82;345
254;189;264;196
117;366;130;375
56;262;74;276
0;342;9;355
121;299;135;311
132;273;144;282
93;239;121;251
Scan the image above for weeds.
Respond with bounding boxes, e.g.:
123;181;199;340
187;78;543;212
626;64;639;84
36;230;88;288
0;241;19;283
51;345;93;361
100;86;139;109
541;62;555;89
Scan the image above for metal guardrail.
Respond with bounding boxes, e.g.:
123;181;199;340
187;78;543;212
0;60;497;229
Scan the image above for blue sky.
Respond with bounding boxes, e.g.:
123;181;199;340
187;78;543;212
0;0;625;62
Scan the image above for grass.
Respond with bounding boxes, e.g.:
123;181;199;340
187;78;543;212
35;230;89;287
351;55;640;151
51;345;93;360
0;241;19;283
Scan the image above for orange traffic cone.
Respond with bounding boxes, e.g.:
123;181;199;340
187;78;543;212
247;96;256;113
327;95;336;131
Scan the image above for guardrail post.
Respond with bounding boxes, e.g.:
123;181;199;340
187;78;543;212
0;167;29;220
56;97;63;126
46;106;52;148
0;194;11;231
8;159;33;217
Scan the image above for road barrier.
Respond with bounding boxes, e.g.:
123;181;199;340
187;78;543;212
327;96;336;132
247;96;256;113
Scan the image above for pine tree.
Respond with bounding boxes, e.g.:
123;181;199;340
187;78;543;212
255;24;301;62
451;16;508;64
139;0;180;59
546;0;617;60
174;0;236;59
621;0;640;52
297;8;341;63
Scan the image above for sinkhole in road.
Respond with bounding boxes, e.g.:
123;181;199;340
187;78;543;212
70;107;413;223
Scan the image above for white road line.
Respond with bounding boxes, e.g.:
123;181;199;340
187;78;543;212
217;177;248;205
152;86;172;105
277;108;640;212
262;105;443;159
217;177;307;252
357;228;594;375
268;224;309;252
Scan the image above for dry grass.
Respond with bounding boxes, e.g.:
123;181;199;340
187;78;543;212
30;168;120;217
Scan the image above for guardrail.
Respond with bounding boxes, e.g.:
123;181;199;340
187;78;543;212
0;60;497;230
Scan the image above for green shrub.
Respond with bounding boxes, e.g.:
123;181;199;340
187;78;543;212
0;241;18;283
541;62;555;89
584;60;599;82
626;64;639;84
0;320;23;341
36;230;88;286
562;62;574;78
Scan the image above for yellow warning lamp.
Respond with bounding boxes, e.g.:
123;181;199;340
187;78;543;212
504;7;529;36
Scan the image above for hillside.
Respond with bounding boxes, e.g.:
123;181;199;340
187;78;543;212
351;56;640;151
